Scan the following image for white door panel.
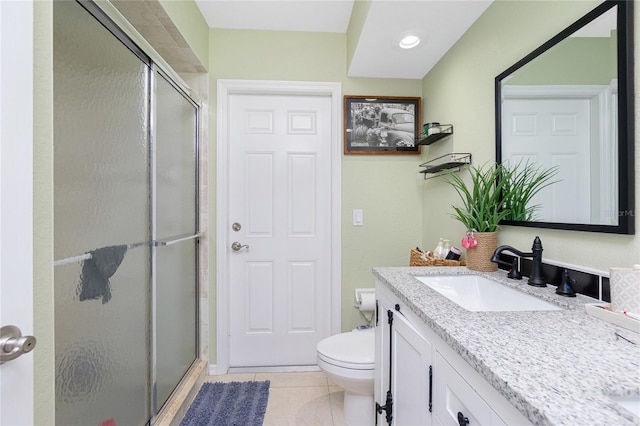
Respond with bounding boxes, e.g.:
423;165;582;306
228;93;332;367
0;1;35;424
502;97;591;223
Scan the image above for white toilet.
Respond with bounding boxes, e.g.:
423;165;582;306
317;327;375;426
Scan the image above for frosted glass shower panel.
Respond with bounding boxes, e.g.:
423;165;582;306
154;70;198;411
53;1;150;425
53;0;150;261
156;240;197;410
155;73;197;238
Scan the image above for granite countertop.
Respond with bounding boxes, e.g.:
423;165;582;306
372;266;640;426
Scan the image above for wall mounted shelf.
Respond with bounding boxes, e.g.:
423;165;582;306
416;124;453;146
419;153;471;180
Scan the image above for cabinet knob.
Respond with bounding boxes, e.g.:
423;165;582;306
457;412;470;426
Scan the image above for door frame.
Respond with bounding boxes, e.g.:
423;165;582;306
215;80;342;374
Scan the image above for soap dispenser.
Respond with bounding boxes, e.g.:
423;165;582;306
556;269;577;297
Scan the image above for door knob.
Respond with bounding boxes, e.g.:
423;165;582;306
0;325;37;365
231;241;249;251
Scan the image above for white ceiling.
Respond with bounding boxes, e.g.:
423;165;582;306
194;0;493;79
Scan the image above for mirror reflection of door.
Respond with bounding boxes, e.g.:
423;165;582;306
501;86;615;225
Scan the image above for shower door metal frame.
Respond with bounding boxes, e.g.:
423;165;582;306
63;1;203;423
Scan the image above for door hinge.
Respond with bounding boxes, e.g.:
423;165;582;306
376;299;379;326
376;390;393;425
387;309;393;325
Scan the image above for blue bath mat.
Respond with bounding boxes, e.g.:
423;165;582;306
180;381;270;426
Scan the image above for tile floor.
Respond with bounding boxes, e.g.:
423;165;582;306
204;371;346;425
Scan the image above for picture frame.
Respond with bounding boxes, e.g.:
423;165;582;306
344;95;421;155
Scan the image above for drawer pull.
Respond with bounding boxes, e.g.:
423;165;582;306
457;411;470;426
428;366;433;412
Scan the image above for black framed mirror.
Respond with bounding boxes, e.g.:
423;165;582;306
495;0;634;234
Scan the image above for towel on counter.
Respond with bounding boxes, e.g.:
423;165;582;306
79;245;128;304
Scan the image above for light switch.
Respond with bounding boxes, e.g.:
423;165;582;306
353;209;363;226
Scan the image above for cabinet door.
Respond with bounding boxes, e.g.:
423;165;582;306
392;310;433;426
433;351;507;426
375;296;392;416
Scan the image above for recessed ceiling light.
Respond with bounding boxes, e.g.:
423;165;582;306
399;35;420;49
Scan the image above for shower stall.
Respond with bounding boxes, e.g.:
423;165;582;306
53;1;201;424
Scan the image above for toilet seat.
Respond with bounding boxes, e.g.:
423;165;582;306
317;330;374;370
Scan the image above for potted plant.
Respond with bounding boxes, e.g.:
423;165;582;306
444;162;557;272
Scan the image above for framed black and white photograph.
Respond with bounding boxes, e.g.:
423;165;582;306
344;96;421;155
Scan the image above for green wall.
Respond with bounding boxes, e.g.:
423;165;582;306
421;0;639;271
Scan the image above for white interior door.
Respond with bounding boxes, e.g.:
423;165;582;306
227;93;332;367
502;97;591;223
0;1;35;424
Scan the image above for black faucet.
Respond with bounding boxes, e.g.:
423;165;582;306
490;236;546;287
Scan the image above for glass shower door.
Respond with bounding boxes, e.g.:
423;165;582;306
53;1;151;425
53;2;200;423
153;71;199;411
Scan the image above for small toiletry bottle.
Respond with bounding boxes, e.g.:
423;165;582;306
442;240;450;258
445;246;462;260
434;238;444;258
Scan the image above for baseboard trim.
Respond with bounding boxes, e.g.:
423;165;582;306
227;365;321;374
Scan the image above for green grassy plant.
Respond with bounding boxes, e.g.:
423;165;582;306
444;162;558;232
444;163;510;233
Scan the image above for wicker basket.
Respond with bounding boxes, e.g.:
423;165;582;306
409;249;466;267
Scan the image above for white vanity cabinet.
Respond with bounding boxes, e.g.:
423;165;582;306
375;290;432;425
375;279;532;426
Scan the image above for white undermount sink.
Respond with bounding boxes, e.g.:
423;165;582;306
415;275;563;312
610;395;640;419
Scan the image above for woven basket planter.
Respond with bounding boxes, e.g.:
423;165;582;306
464;231;498;272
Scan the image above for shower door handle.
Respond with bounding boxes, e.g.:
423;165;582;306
231;242;249;251
154;233;203;247
0;325;36;365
